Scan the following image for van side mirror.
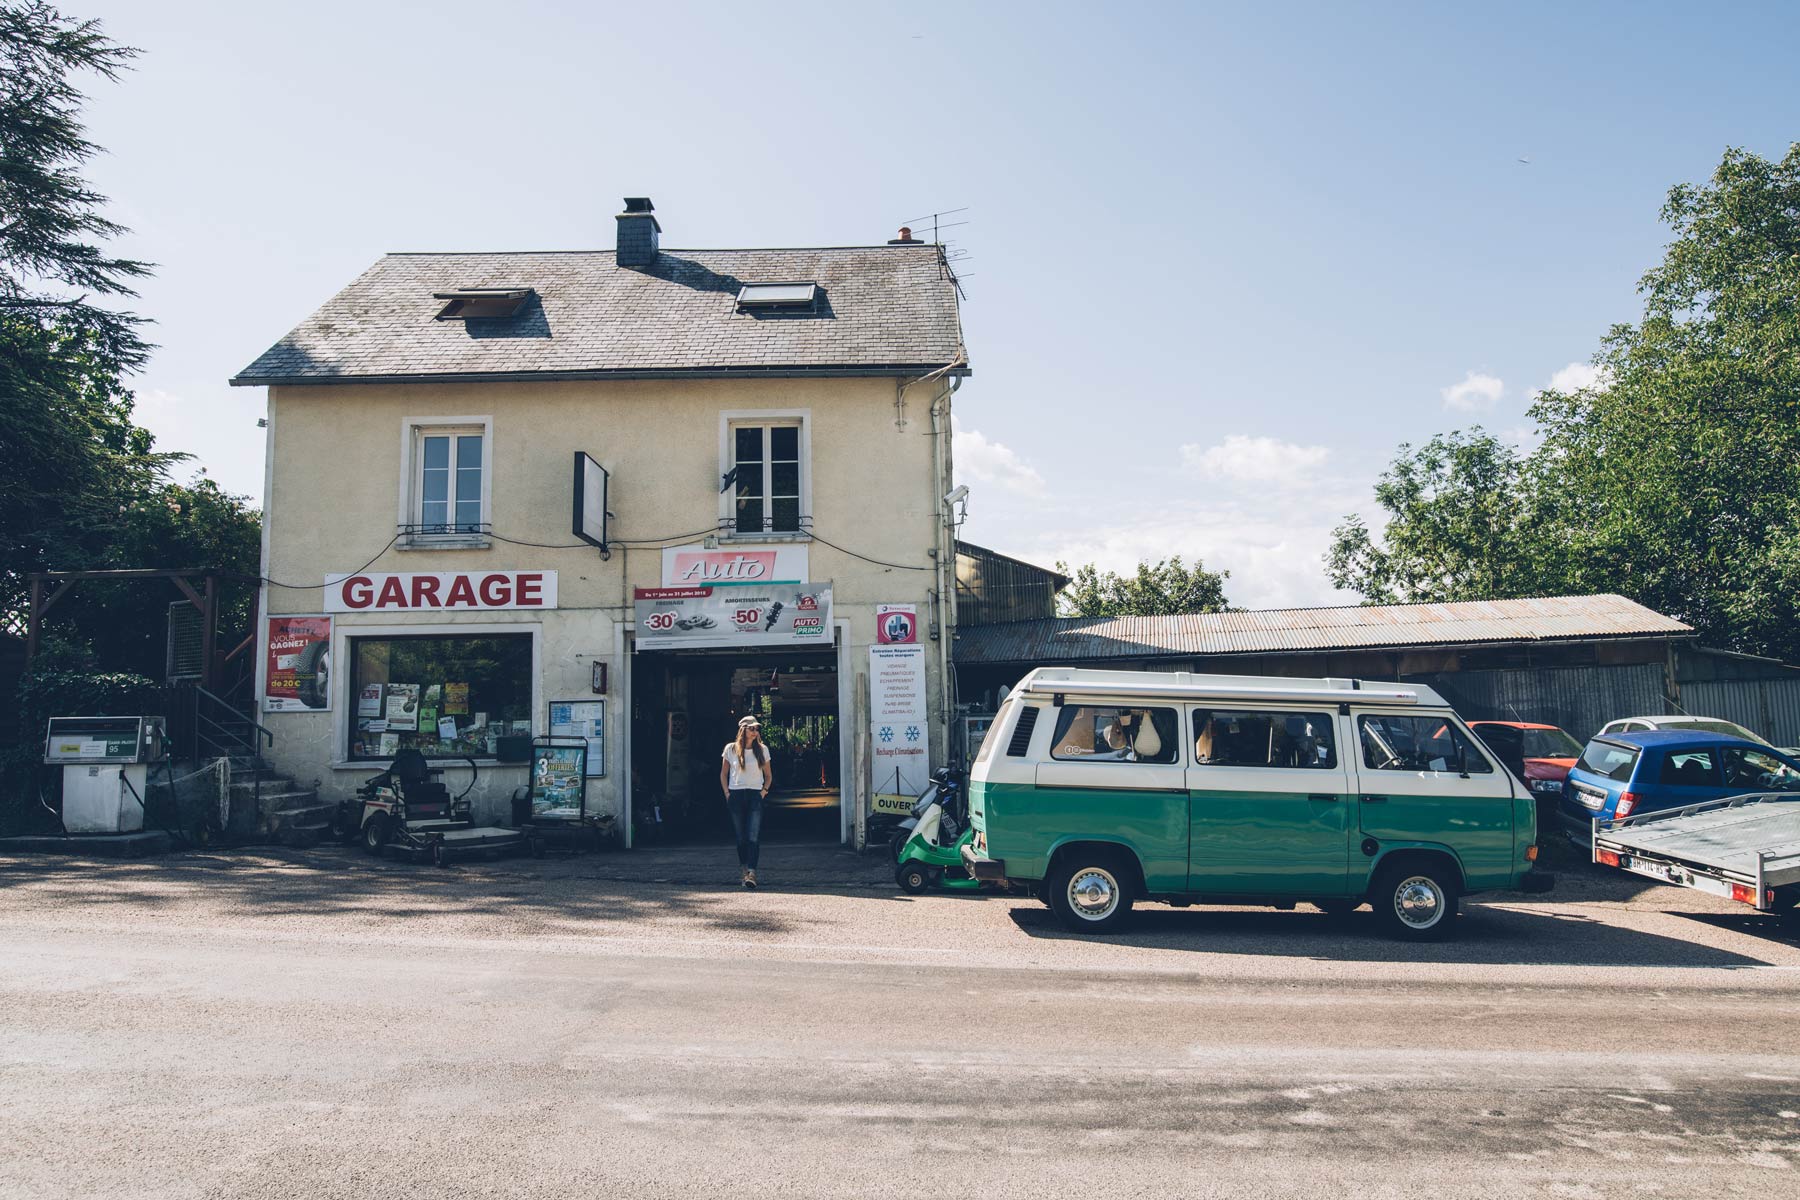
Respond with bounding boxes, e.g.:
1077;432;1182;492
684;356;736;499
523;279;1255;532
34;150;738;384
1456;743;1471;779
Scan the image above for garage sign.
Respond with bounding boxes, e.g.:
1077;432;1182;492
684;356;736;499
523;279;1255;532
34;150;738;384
324;571;558;613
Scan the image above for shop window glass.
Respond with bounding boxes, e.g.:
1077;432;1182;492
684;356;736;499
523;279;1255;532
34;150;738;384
1049;705;1179;764
1195;709;1337;768
1358;714;1493;773
348;633;531;760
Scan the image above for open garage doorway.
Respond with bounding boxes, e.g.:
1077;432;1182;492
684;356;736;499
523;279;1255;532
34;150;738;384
630;644;843;846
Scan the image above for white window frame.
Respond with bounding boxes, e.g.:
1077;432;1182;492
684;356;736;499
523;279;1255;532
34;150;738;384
718;409;811;541
398;415;493;549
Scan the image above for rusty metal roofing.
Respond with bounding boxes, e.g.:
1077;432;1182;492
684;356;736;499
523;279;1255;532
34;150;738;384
953;594;1693;665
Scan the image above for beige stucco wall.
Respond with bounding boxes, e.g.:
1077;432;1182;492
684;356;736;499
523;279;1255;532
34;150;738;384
257;375;954;833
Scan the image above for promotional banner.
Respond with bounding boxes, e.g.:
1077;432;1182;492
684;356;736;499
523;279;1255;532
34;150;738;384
661;543;809;587
264;616;332;712
634;583;832;650
324;571;557;613
869;642;929;814
876;603;919;644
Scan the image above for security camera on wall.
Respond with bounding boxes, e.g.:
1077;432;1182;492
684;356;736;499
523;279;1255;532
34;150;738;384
944;484;969;509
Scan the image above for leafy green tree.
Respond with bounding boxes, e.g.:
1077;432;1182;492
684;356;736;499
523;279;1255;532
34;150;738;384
1326;430;1539;604
1329;144;1800;661
1055;556;1232;617
0;4;260;676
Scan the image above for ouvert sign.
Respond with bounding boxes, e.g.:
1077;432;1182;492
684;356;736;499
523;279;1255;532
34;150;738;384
324;571;559;613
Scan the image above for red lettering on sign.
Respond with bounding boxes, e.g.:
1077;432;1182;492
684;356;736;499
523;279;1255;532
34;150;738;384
342;576;374;609
516;573;543;607
411;576;441;608
479;574;511;606
377;577;407;607
445;576;477;607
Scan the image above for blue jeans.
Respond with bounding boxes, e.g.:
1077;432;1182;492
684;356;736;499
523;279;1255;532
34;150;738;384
727;789;764;868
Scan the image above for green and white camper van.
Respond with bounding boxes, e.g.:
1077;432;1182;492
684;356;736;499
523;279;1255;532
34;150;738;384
962;668;1554;940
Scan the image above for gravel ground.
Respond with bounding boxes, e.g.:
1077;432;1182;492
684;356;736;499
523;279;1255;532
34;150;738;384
3;839;1798;1199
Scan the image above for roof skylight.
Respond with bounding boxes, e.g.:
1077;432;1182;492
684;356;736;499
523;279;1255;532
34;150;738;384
434;288;534;320
736;282;818;310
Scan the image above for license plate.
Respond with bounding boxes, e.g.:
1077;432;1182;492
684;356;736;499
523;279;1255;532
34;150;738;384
1623;856;1674;883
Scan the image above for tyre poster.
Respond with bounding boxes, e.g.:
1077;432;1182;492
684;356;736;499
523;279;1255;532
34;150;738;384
265;616;332;712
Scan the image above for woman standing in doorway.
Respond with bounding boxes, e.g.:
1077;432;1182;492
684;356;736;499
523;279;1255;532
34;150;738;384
719;715;773;888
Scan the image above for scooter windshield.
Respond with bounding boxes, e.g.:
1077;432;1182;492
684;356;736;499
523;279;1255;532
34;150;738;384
909;784;940;817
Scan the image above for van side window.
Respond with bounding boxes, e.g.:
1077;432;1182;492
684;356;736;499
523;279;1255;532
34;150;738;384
1359;715;1493;773
1194;709;1337;769
973;699;1014;765
1049;706;1179;764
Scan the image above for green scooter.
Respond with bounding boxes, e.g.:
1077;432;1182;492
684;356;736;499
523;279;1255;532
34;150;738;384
894;767;980;894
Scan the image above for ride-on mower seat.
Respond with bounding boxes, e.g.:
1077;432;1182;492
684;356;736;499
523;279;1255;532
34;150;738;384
382;749;452;819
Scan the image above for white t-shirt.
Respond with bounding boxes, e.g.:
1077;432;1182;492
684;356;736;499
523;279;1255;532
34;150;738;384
721;743;768;791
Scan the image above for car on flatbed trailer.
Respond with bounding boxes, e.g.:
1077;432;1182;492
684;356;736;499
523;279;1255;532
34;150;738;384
961;668;1553;941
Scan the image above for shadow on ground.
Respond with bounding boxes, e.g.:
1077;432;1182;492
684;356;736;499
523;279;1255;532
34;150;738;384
1004;895;1783;968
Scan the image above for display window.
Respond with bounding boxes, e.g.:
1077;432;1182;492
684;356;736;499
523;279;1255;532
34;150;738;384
347;632;532;760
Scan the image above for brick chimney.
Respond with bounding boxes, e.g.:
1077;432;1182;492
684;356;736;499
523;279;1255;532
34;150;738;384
616;197;661;267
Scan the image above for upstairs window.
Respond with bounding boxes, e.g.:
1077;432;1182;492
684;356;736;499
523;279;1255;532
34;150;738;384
406;422;489;539
727;421;803;535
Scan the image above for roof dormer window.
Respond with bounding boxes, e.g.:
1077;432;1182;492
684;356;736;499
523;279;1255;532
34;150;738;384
736;282;818;312
434;287;534;320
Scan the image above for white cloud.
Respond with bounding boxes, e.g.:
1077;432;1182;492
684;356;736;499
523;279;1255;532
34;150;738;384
1441;371;1505;413
952;415;1047;498
1543;361;1611;394
1180;434;1330;483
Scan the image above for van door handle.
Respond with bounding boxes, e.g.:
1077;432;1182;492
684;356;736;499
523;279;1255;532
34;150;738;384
1307;794;1338;802
1360;795;1388;804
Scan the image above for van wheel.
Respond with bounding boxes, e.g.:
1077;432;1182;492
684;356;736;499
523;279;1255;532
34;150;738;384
1048;852;1136;934
1372;861;1459;941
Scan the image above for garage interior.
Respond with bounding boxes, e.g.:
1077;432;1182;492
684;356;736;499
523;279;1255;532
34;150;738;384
629;646;840;845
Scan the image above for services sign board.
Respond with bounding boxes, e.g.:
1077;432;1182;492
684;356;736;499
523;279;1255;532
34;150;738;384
869;642;929;814
265;615;332;712
323;571;558;614
634;583;832;650
660;543;809;588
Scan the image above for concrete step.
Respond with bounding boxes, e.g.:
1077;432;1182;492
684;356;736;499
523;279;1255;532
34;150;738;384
230;777;302;799
270;801;335;830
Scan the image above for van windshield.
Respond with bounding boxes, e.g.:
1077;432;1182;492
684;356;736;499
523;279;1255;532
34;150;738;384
1576;739;1639;783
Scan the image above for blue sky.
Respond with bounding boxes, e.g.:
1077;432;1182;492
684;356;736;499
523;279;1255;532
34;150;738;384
75;0;1800;607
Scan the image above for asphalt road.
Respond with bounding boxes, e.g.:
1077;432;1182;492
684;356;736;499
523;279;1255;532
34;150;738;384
3;844;1799;1199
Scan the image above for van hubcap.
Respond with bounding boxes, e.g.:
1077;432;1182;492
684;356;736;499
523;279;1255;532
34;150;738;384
1394;876;1443;928
1068;867;1119;920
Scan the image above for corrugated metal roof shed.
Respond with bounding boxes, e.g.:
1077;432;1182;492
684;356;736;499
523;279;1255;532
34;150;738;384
953;594;1692;665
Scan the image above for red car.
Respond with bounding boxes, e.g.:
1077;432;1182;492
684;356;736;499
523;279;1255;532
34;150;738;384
1468;720;1584;799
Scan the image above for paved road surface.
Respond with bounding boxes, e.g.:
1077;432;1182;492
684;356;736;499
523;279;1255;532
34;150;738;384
3;844;1799;1198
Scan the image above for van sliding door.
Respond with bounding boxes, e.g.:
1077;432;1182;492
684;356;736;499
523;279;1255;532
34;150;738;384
1186;706;1353;896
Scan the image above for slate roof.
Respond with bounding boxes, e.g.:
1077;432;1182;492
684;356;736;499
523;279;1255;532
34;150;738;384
231;245;967;385
954;594;1693;665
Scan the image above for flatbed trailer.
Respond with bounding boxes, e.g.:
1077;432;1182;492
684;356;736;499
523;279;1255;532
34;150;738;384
1592;793;1800;913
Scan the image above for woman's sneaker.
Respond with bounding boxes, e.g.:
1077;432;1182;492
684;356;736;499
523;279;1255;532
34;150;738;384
744;868;758;890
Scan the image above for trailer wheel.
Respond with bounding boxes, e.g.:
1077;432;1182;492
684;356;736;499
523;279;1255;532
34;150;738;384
361;814;391;855
1371;859;1460;942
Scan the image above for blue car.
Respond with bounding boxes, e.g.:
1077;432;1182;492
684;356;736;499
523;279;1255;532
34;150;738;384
1560;729;1800;840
